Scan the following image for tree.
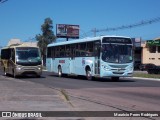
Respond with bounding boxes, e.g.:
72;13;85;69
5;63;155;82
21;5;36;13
36;18;56;65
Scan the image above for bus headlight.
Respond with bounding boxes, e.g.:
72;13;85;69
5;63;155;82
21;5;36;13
16;66;21;70
102;65;110;71
38;67;41;70
18;67;21;70
128;66;133;72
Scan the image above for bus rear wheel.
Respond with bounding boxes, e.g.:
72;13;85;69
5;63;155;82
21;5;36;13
58;66;62;77
86;69;92;80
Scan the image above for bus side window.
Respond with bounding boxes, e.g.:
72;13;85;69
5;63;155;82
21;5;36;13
51;47;55;58
86;42;94;56
1;49;11;59
1;49;6;59
59;45;65;57
75;44;80;57
55;46;60;57
66;45;71;57
80;42;86;56
71;44;76;57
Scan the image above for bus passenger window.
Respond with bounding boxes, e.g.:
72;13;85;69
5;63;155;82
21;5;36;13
86;42;94;56
55;47;60;57
66;45;71;57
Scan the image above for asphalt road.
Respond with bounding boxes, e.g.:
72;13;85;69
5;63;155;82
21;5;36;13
0;70;160;120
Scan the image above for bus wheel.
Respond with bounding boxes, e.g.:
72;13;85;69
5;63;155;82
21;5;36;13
86;69;92;80
111;77;119;81
58;66;62;77
4;68;7;76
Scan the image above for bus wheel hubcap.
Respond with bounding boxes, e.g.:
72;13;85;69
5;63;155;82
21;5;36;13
86;70;92;80
58;67;62;77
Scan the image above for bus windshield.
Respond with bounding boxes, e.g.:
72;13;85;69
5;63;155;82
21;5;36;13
102;44;133;63
16;47;41;65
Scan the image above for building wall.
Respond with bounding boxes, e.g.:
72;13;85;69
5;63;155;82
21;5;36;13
142;41;160;66
8;39;22;46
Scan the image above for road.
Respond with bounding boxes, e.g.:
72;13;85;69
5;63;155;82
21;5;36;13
0;71;160;120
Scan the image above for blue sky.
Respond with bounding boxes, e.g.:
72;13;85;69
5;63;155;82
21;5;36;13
0;0;160;46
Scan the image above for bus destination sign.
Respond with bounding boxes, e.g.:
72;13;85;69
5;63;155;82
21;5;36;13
102;37;132;44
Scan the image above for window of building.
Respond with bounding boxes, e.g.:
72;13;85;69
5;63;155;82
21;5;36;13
149;46;156;53
157;46;160;53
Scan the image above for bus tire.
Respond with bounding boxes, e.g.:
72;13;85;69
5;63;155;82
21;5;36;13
111;77;119;81
58;66;62;77
4;68;7;76
86;69;92;80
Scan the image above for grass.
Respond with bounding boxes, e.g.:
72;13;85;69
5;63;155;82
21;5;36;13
133;72;160;79
60;89;74;107
60;89;70;101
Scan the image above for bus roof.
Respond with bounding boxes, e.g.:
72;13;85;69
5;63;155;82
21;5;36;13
47;35;131;47
1;43;39;49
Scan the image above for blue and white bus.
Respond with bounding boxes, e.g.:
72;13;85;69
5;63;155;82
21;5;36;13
46;35;133;81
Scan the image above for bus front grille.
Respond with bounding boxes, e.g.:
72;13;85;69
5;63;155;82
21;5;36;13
23;67;37;71
113;72;124;74
109;65;128;68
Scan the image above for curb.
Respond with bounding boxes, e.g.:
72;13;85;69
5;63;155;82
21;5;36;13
126;77;160;82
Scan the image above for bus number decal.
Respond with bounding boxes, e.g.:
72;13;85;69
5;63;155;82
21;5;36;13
82;58;85;66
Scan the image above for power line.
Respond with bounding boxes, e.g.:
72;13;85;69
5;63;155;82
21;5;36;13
0;0;8;4
92;17;160;34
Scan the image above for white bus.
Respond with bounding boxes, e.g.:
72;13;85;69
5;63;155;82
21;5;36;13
1;44;42;78
46;35;133;81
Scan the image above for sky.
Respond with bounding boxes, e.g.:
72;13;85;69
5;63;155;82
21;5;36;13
0;0;160;47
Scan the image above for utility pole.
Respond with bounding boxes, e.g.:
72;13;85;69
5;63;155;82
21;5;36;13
91;28;97;37
94;28;96;37
0;0;8;4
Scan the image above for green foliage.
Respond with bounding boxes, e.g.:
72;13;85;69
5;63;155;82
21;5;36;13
36;18;56;64
133;73;160;79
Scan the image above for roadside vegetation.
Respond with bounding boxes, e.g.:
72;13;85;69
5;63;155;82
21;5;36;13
133;72;160;79
36;17;56;65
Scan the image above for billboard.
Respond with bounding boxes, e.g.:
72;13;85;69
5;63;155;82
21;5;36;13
56;24;79;39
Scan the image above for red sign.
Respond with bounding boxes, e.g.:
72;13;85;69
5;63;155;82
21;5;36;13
59;60;65;63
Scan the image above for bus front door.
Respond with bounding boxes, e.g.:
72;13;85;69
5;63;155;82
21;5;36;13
95;57;100;75
94;41;101;75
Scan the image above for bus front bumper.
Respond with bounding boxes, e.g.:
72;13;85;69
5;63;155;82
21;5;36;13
103;71;133;77
15;65;42;76
101;70;133;77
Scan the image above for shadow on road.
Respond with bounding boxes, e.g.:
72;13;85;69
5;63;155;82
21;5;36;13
49;74;135;83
